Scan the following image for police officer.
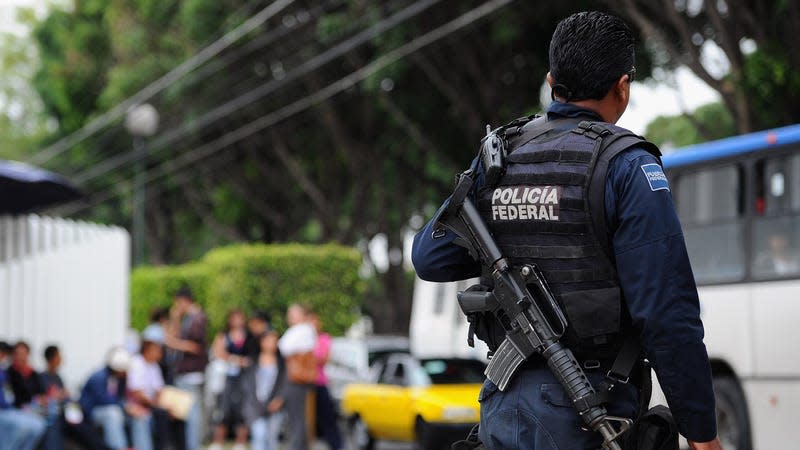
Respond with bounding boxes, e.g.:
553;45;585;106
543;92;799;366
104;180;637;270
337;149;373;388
412;11;722;450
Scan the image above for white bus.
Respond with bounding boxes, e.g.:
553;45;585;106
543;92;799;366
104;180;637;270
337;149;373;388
663;124;800;450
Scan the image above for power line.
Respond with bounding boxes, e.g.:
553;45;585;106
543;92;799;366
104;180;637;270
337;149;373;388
29;0;296;166
71;0;442;186
61;0;515;216
68;4;330;184
141;0;345;107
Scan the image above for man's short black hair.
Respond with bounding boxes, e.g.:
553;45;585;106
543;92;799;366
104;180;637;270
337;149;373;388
44;345;60;362
14;341;30;352
251;310;271;324
150;307;169;323
174;285;194;301
0;341;10;354
549;11;635;101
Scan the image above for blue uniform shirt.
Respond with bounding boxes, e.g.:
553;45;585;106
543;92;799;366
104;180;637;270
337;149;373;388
79;367;126;417
411;102;717;442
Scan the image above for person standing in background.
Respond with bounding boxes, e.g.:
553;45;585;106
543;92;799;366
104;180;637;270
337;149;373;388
278;304;318;450
143;307;171;383
208;309;251;450
242;331;287;450
244;310;272;361
165;285;208;450
310;313;343;450
143;307;170;344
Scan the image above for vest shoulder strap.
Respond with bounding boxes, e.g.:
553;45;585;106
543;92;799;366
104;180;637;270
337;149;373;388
575;121;662;260
503;116;586;151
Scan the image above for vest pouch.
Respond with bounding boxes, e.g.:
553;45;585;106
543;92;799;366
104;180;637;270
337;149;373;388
559;287;621;347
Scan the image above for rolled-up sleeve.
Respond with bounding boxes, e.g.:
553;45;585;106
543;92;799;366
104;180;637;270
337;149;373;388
606;149;717;442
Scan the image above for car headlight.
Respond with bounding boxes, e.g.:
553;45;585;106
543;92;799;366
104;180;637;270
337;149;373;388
441;406;478;422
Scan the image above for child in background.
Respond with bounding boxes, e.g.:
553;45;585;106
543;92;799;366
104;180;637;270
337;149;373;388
242;331;286;450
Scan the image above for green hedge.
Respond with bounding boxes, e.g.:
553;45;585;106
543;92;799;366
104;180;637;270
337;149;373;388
131;243;365;336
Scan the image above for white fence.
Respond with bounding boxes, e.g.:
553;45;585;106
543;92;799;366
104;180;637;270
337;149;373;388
0;214;130;391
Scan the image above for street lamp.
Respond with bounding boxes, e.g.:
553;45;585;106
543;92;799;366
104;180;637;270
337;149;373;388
124;103;159;266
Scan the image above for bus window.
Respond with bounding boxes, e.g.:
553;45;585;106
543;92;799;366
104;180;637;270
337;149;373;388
756;155;800;215
676;165;745;284
752;155;800;279
752;217;800;279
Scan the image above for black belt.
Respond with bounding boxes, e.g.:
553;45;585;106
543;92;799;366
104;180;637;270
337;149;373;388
518;355;615;372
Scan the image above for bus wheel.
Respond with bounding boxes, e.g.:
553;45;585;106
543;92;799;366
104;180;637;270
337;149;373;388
713;376;752;450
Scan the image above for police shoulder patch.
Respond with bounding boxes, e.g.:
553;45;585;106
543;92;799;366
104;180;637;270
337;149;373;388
640;163;670;192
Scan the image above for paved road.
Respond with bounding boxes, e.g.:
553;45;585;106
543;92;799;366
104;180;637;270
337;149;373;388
311;442;411;450
312;442;414;450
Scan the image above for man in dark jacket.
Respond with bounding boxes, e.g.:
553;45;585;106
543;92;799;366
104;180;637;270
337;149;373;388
7;341;43;409
80;347;150;450
0;363;45;450
165;285;208;450
412;11;722;450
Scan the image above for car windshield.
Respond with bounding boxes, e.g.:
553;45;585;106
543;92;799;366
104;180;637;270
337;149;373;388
368;348;408;366
419;359;486;385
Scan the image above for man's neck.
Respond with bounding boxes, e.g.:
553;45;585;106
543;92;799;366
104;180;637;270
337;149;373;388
567;99;616;123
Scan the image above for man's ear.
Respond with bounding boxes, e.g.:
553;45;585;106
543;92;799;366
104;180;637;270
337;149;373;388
614;74;629;103
546;72;554;88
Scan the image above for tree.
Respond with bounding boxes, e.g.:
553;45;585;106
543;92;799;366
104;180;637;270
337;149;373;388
0;12;53;160
33;0;113;136
605;0;800;133
26;0;644;332
645;102;736;150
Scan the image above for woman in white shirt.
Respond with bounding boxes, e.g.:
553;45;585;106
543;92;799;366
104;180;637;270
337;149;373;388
278;304;318;450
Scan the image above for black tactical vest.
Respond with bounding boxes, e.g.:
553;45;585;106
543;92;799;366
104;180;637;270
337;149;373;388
475;118;660;359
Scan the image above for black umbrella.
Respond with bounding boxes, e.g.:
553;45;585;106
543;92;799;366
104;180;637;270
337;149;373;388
0;159;83;214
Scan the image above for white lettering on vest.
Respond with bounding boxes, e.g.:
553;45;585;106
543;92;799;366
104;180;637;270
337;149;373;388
489;185;562;222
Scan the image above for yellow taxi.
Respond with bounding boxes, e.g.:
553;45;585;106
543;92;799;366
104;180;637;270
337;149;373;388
341;353;485;450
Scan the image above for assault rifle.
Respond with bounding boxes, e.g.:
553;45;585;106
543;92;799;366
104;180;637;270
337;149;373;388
437;168;631;450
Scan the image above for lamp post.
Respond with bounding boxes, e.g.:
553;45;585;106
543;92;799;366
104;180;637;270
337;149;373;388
124;104;159;266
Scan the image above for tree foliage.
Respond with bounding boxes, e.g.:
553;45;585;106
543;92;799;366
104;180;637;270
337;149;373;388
17;0;799;332
0;20;53;159
605;0;800;133
645;102;736;149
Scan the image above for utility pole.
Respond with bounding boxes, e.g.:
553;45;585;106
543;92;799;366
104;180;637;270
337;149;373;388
124;104;159;266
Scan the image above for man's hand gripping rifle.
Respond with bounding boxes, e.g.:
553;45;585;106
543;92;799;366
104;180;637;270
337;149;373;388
437;164;631;450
